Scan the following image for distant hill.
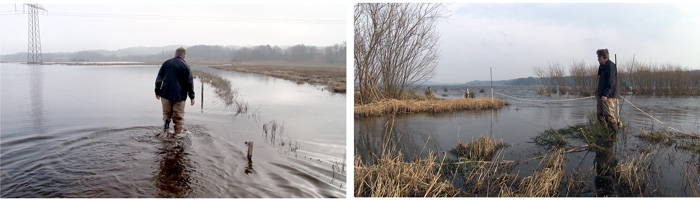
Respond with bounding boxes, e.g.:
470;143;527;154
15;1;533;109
0;45;181;62
0;43;346;66
464;76;540;86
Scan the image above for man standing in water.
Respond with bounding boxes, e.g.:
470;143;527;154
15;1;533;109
596;49;618;134
155;47;195;135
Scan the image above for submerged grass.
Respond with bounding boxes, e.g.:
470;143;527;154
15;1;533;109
534;115;615;151
191;69;236;106
192;69;255;117
636;128;700;146
676;142;700;154
354;97;504;118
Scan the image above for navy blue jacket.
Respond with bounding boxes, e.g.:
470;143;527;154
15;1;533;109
155;57;195;101
596;60;618;98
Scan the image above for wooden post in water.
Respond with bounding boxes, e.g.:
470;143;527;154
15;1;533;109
201;76;203;111
245;141;253;161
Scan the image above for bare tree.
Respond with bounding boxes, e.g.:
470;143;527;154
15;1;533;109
533;65;548;92
548;62;566;94
355;3;445;103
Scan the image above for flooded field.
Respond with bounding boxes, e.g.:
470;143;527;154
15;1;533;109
356;85;700;197
1;63;346;197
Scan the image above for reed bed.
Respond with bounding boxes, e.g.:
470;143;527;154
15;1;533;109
354;151;460;197
616;153;653;196
354;97;504;118
564;167;593;197
456;150;517;196
512;149;566;197
450;136;508;161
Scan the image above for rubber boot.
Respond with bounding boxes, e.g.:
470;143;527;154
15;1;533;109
163;119;171;131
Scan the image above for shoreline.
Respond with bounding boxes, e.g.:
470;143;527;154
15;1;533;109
211;64;346;94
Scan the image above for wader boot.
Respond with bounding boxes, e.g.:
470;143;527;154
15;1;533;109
609;120;618;140
163;119;171;131
597;116;608;130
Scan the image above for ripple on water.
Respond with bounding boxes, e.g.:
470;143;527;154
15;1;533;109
1;125;343;198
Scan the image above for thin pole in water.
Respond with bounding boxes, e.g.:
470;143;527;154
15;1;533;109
490;67;493;103
615;54;619;120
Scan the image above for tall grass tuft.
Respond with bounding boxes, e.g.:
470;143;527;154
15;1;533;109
616;153;653;196
515;149;565;197
450;136;508;161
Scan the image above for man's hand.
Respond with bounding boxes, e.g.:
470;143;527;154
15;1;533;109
601;96;608;101
156;95;160;100
191;99;195;106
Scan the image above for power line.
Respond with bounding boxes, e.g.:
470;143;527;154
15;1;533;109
2;10;344;24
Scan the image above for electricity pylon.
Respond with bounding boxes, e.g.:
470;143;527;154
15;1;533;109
26;4;46;64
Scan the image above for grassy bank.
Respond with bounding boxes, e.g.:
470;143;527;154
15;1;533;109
211;62;345;93
354;97;504;118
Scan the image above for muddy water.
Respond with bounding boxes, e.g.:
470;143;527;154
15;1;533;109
1;63;345;197
356;85;699;197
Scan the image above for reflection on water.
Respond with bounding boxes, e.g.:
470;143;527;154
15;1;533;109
155;137;193;198
593;132;618;197
30;66;44;133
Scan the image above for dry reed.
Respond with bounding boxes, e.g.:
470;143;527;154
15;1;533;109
616;153;653;196
354;97;504;118
354;151;460;197
458;150;517;196
564;167;593;197
515;149;565;197
450;136;508;161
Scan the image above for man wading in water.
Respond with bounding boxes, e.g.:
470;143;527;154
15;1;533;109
155;47;195;135
595;48;618;134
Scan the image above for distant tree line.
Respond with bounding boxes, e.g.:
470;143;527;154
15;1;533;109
157;44;346;64
1;43;346;65
533;60;700;96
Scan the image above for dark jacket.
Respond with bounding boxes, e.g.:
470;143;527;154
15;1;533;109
596;59;618;98
155;57;195;101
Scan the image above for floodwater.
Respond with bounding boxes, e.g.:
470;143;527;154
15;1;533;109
1;63;346;197
356;85;700;197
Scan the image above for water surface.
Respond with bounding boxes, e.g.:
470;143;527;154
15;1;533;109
356;85;699;196
1;63;346;197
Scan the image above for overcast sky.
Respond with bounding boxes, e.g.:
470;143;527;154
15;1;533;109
435;3;700;83
0;3;346;54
